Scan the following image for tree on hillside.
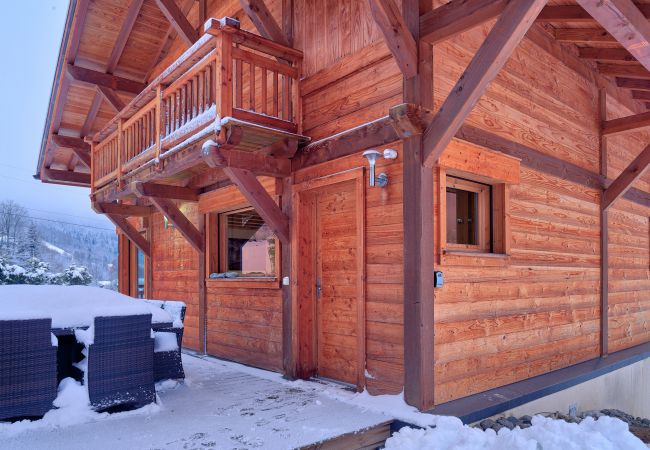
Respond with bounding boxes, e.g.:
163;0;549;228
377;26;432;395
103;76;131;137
18;222;40;262
0;200;27;255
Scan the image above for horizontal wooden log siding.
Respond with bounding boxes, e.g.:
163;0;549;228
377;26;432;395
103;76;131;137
134;0;649;406
150;205;202;351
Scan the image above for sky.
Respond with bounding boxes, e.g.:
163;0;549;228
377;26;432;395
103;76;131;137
0;1;113;232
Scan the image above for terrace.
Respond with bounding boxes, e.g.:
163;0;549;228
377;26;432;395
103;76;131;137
89;17;306;203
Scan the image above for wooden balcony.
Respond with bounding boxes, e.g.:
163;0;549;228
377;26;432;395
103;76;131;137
90;17;305;197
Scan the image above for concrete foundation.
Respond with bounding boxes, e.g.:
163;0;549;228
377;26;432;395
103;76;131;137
493;357;650;419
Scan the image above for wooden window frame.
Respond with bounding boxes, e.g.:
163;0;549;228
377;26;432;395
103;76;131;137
207;207;281;286
445;176;491;253
439;169;510;258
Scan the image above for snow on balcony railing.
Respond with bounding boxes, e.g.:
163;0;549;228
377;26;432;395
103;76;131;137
90;17;303;192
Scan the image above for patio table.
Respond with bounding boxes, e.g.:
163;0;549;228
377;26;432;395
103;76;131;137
0;285;174;417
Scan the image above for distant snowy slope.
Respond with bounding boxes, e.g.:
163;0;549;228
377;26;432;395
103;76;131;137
42;241;67;255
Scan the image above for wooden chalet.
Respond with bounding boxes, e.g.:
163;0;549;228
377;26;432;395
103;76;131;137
36;0;650;414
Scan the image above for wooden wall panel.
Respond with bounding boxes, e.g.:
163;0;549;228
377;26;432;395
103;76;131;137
151;205;201;351
205;284;283;371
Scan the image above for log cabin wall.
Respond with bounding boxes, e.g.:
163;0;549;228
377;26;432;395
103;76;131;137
131;0;650;406
605;98;650;354
150;206;202;351
431;18;650;404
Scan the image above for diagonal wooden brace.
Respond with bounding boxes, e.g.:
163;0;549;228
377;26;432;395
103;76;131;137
132;182;204;252
603;143;650;211
93;202;151;257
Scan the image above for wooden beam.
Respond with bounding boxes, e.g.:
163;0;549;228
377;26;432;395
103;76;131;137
597;63;650;78
602;110;650;136
539;4;650;21
80;92;103;137
67;64;146;94
41;168;90;185
144;0;195;80
616;77;650;91
576;0;650;72
239;0;289;46
419;0;508;45
602;144;650;210
422;0;547;168
142;194;203;251
107;0;144;73
132;182;199;201
70;148;91;169
554;29;616;44
97;86;126;111
369;0;417;78
219;165;290;244
632;90;650;101
154;0;199;47
202;143;291;177
598;88;608;358
95;202;154;216
578;47;636;62
103;212;151;257
51;134;91;151
402;0;435;411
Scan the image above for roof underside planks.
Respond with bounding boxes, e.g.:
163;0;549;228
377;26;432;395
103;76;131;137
37;0;650;188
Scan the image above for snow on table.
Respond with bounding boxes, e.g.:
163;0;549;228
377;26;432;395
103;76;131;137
0;285;171;328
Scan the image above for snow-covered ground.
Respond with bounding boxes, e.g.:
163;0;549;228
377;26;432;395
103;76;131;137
0;353;391;450
384;414;648;450
1;351;647;449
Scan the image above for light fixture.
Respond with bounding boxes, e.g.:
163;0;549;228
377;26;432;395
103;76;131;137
362;148;398;188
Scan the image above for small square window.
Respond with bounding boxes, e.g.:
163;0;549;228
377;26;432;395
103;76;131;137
217;208;277;278
445;177;491;253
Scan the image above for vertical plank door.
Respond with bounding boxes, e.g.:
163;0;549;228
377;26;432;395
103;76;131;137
315;180;360;385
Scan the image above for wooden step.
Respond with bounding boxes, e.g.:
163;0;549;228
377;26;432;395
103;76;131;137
299;420;393;450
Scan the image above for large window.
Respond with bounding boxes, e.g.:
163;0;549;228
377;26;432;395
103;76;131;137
215;208;277;278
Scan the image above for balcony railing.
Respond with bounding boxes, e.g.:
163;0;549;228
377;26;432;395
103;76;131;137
91;17;302;192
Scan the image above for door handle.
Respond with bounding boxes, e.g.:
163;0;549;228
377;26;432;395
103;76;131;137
316;279;322;300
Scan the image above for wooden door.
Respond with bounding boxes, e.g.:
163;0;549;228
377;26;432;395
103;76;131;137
294;170;365;389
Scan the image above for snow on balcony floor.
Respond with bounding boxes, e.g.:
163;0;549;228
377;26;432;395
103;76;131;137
1;353;392;450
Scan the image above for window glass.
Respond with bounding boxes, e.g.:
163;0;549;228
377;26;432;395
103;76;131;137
136;249;145;298
446;187;478;245
223;209;276;277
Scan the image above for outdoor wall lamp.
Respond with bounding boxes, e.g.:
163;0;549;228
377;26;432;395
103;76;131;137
362;148;397;188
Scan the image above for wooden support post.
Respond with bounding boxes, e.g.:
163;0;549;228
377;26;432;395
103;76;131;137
281;176;295;377
602;144;650;210
422;0;548;168
599;88;608;357
402;0;435;411
198;213;207;354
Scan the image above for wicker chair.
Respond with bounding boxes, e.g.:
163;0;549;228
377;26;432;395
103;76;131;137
148;301;186;381
85;314;155;411
0;319;57;420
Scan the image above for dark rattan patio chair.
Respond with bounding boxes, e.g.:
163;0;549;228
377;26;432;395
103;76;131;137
0;319;57;420
149;301;186;381
85;314;155;411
